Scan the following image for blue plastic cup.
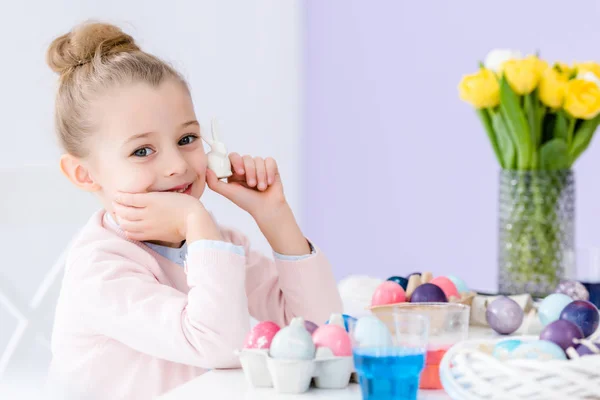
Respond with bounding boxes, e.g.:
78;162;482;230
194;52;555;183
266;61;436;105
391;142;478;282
348;311;429;400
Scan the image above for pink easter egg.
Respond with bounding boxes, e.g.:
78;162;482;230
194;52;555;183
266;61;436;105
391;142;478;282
312;324;352;357
243;321;280;349
430;276;459;300
371;281;406;306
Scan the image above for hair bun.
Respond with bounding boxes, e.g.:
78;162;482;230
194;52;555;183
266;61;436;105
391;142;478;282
47;22;140;75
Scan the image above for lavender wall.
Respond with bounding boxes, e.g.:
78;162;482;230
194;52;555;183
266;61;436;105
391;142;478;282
302;0;600;291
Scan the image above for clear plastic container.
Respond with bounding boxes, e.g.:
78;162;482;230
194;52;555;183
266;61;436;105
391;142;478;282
348;311;429;400
370;303;470;390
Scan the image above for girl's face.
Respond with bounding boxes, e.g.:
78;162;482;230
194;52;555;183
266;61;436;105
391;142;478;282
83;79;207;211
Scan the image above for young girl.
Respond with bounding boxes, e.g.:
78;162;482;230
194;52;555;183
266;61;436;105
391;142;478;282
45;22;343;400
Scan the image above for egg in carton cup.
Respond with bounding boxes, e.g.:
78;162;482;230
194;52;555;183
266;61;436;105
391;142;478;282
235;315;354;394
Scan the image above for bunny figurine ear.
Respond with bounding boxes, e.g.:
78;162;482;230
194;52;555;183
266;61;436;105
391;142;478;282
204;118;233;179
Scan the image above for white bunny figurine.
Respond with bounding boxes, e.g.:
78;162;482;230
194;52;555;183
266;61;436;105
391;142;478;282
203;118;233;179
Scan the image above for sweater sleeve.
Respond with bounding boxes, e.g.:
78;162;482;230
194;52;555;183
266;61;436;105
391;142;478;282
70;245;250;369
221;229;344;327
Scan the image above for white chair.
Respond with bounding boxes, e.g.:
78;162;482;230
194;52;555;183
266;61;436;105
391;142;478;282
0;164;99;388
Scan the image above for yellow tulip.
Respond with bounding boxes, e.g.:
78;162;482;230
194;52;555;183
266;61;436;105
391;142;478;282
563;79;600;119
458;68;500;109
538;68;569;109
554;62;574;77
502;55;546;95
574;61;600;79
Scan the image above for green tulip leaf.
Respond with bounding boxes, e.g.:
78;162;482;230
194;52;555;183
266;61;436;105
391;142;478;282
540;138;570;170
499;77;532;169
570;113;600;164
553;110;569;142
491;111;516;169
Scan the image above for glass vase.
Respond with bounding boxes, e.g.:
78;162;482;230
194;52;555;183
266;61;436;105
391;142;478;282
498;169;575;297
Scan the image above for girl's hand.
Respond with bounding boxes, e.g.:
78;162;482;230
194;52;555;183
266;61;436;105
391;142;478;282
207;153;310;256
113;191;222;244
206;153;287;219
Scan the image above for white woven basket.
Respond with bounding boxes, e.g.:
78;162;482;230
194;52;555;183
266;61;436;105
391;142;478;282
439;336;600;400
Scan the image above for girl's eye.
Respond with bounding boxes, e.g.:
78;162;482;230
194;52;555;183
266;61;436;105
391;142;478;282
132;147;155;157
179;135;198;146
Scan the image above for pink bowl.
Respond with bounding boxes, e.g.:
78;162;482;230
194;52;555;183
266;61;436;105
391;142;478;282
312;324;352;357
244;321;280;349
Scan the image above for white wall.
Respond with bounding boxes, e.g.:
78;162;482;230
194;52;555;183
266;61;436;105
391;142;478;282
0;0;303;396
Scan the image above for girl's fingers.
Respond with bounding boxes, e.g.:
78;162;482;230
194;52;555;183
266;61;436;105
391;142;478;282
229;152;245;175
207;168;244;201
113;202;144;221
116;217;144;233
265;157;277;185
254;157;267;191
243;155;257;187
114;192;148;208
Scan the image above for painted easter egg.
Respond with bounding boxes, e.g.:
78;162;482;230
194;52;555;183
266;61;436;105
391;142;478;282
410;283;448;303
269;317;316;360
486;296;524;335
243;321;280;349
492;339;523;360
539;319;584;351
304;320;319;335
352;315;394;348
559;300;600;338
538;293;573;327
446;275;469;294
430;277;460;300
325;313;357;332
510;340;567;361
371;281;406;306
312;324;352;357
555;280;590;301
387;276;409;291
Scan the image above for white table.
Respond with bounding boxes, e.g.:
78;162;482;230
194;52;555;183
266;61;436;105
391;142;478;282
158;327;525;400
158;369;452;400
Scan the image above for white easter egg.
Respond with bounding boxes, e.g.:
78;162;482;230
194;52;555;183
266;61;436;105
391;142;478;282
353;316;393;348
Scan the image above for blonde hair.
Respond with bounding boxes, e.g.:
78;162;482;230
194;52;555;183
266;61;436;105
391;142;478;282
46;21;188;158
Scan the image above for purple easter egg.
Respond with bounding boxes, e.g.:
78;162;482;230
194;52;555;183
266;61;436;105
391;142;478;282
486;296;524;335
410;283;448;303
304;320;318;335
560;300;599;338
575;341;600;357
540;320;584;351
555;280;590;301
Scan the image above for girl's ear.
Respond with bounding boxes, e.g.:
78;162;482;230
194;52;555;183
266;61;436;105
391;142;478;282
59;154;101;192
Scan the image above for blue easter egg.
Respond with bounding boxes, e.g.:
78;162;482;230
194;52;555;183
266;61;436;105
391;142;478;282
560;300;600;338
538;293;573;327
446;275;469;294
509;340;567;361
492;339;523;360
387;276;409;290
326;314;357;332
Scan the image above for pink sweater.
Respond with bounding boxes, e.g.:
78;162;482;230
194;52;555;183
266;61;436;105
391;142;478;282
47;210;343;399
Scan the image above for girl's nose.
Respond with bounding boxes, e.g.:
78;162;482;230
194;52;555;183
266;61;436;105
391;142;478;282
163;148;188;177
